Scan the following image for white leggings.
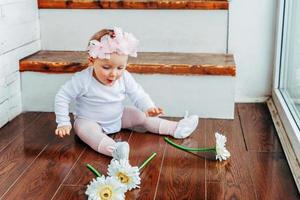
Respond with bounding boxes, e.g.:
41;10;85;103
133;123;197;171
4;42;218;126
74;106;178;157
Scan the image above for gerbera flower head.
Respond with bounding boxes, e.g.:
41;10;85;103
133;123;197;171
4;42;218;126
85;175;126;200
108;159;141;191
215;132;231;161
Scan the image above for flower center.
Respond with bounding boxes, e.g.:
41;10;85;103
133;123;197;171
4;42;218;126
117;172;129;184
99;186;112;200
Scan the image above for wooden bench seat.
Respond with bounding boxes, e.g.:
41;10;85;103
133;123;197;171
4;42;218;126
20;51;235;76
38;0;229;10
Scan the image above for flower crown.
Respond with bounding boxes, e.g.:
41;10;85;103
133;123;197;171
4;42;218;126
87;27;139;59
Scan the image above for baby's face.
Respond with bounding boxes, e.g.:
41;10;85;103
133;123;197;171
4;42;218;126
92;53;128;86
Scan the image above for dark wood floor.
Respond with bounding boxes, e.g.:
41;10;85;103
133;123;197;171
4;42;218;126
0;103;299;200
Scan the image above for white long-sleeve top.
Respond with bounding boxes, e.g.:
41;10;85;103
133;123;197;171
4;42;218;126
55;66;155;133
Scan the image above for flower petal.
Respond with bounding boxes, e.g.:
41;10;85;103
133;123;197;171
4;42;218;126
85;175;126;200
215;132;231;161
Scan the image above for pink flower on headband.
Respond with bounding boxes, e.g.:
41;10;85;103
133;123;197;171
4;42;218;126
87;27;139;59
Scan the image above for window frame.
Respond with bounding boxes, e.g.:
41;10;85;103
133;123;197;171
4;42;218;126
271;0;300;190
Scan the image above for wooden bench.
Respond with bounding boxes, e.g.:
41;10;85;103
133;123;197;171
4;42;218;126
20;50;236;119
20;51;235;76
38;0;229;10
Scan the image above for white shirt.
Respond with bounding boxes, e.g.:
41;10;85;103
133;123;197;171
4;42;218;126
55;66;155;133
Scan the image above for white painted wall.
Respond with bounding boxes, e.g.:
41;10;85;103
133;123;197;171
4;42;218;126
0;0;41;128
228;0;277;102
22;72;235;119
39;10;228;53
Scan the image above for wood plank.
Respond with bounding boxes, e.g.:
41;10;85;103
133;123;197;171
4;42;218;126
38;0;228;10
238;103;283;152
155;118;206;199
249;152;300;200
126;132;167;200
0;112;40;152
205;108;257;200
1;113;85;200
19;51;236;76
0;113;53;197
52;185;86;200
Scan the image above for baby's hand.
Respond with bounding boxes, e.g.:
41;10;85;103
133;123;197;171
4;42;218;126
55;125;72;138
145;107;164;117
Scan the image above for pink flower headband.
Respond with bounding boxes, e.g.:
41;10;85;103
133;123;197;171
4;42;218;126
87;27;139;59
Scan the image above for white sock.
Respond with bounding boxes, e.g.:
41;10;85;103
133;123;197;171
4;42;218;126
173;114;198;139
111;141;130;160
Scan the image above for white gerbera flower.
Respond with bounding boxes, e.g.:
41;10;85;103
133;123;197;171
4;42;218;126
108;159;141;191
215;132;231;161
85;176;126;200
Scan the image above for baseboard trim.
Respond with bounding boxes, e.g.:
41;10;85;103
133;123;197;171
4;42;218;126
235;96;270;103
267;98;300;192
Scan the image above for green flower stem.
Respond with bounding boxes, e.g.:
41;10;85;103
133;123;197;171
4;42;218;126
86;164;102;177
164;137;216;152
139;152;157;171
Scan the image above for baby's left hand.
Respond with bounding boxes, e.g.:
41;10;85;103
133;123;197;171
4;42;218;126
145;107;164;117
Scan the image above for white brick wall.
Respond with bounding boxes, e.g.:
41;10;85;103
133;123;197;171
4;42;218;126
0;0;41;128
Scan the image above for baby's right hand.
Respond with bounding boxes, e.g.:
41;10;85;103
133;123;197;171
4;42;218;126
55;125;72;138
145;107;164;117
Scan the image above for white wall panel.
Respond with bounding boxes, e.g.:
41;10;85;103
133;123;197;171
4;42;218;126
0;77;8;103
0;0;28;5
0;0;38;26
0;40;41;76
228;0;277;102
0;58;7;78
8;92;21;120
6;70;18;84
40;10;228;53
0;20;40;54
0;100;9;127
7;72;20;97
8;91;21;108
0;0;40;127
22;72;235;119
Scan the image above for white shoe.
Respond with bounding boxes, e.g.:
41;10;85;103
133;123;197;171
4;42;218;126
112;142;130;160
174;112;198;139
